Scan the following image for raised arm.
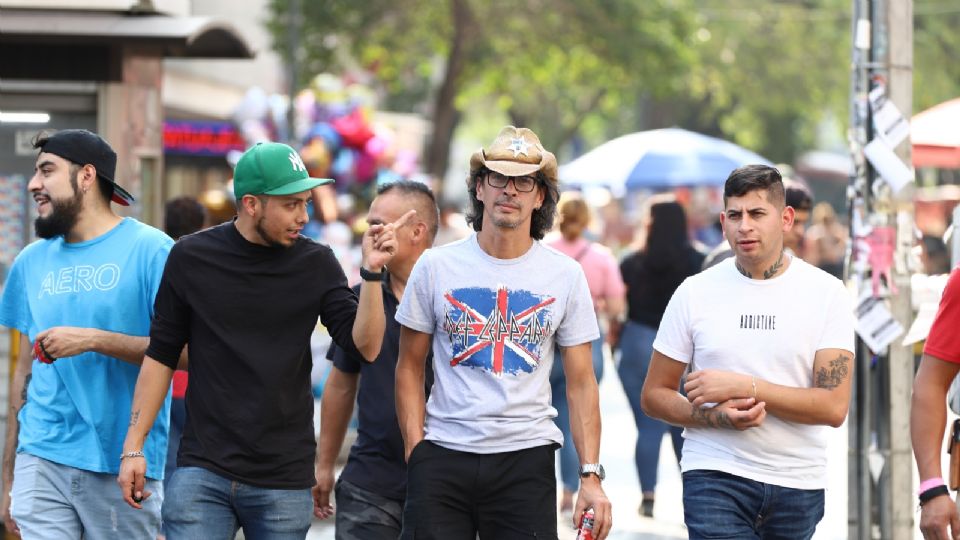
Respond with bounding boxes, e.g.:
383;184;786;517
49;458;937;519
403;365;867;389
313;366;359;519
642;350;766;430
116;356;175;509
684;347;854;427
352;209;417;361
911;353;960;538
395;326;431;461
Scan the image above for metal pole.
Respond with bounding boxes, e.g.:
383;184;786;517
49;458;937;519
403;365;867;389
285;0;302;146
879;0;915;537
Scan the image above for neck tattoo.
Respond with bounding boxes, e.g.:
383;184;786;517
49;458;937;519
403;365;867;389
736;250;786;280
762;251;785;279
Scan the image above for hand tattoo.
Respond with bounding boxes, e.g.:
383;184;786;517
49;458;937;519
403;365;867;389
815;355;851;390
691;406;734;429
129;409;140;427
762;251;785;279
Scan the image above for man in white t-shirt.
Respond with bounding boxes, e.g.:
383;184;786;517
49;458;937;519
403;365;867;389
395;126;612;540
641;164;855;539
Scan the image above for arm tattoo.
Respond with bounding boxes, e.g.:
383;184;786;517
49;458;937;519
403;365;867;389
815;355;851;390
20;373;31;403
129;409;141;427
735;261;751;278
691;406;734;429
762;251;785;279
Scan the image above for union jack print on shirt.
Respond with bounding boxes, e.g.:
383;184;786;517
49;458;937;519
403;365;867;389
442;285;555;376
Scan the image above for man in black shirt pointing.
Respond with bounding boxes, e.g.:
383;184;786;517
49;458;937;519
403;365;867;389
117;142;412;538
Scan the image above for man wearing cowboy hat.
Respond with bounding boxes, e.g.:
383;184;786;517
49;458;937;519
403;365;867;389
396;126;612;539
0;129;174;538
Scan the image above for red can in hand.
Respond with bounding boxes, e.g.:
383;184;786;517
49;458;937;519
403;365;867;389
576;507;595;540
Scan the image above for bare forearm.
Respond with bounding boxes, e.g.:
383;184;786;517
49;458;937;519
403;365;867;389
316;385;355;471
89;331;150;365
754;381;848;427
122;357;174;451
3;342;30;485
566;377;601;464
643;386;699;427
395;364;426;452
352;281;385;362
912;384;950;480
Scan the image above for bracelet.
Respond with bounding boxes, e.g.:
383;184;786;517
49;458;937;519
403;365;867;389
359;266;385;282
918;477;946;495
120;450;145;460
751;376;758;400
919;485;950;506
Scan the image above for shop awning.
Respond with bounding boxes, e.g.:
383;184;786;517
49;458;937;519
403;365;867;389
912;97;960;169
0;8;254;69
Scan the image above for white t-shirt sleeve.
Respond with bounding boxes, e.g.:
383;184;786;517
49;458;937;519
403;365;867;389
817;280;855;353
652;278;694;363
395;251;435;334
555;267;600;347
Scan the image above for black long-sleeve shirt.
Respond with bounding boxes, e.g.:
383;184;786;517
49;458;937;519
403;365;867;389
147;221;362;488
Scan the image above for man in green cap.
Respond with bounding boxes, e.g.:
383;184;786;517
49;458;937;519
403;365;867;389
117;142;414;538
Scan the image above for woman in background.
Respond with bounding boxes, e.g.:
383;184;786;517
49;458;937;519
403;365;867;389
617;195;704;518
546;195;625;515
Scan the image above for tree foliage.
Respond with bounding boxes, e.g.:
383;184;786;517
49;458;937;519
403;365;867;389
267;0;960;181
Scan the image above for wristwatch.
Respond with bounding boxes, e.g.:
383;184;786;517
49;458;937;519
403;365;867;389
359;266;385;282
579;463;605;481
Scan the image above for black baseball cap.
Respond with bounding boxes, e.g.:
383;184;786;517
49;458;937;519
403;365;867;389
36;129;134;206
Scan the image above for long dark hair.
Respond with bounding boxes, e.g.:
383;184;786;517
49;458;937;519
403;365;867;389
464;167;559;240
643;198;692;272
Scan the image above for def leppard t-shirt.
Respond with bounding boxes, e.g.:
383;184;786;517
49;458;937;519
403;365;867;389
396;234;599;454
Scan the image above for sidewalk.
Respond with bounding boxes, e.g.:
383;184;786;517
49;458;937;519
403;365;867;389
307;358;690;540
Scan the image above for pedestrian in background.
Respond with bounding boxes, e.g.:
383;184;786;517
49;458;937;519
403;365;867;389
159;195;206;540
314;181;439;539
546;194;624;515
617;194;703;517
642;164;855;539
803;201;847;279
117;141;408;538
911;264;960;539
1;130;174;538
395;126;612;539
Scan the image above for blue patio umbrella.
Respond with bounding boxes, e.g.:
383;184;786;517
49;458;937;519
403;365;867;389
559;128;773;191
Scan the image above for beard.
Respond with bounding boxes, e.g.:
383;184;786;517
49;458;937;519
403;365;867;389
254;216;291;249
35;190;83;239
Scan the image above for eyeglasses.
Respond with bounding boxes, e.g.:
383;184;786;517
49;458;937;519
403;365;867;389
486;171;538;193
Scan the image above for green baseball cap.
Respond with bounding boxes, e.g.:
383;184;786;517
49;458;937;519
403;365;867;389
233;142;333;199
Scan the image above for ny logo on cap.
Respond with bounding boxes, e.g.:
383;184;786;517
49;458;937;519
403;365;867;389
288;151;307;172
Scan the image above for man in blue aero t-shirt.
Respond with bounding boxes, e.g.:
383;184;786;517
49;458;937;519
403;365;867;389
0;130;174;539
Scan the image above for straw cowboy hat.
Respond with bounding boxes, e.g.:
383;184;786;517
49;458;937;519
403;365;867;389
469;126;558;185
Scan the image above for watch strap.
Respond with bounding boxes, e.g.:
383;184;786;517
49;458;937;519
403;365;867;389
359;266;385;282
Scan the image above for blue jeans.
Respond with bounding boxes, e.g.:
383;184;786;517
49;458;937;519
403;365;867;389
162;466;313;539
616;320;683;494
550;331;604;493
11;452;162;540
682;470;824;539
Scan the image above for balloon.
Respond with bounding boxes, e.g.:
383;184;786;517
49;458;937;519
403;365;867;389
332;108;374;149
354;149;377;183
364;135;387;159
331;148;355;182
306;122;341;152
233;87;269;124
300;139;331;178
310;73;344;104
